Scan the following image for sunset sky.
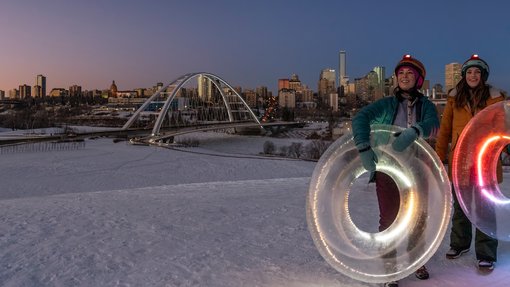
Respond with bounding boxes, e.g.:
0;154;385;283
1;0;510;94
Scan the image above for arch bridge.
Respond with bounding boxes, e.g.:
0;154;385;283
122;72;263;143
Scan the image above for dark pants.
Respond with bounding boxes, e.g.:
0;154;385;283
375;172;427;258
375;172;400;231
450;187;498;261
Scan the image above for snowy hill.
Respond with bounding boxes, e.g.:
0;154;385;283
1;132;509;286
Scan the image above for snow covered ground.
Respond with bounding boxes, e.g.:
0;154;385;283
1;129;509;286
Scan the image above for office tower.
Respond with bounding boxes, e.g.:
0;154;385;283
36;74;46;97
320;69;336;83
339;50;348;87
301;87;314;102
256;86;269;99
373;66;386;98
197;75;207;97
33;85;42;97
278;89;296;108
373;66;385;87
19;84;31;99
288;74;303;93
329;93;338;112
445;63;461;93
0;90;4;100
243;89;257;108
197;75;216;102
278;78;290;91
318;69;336;96
69;85;82;97
9;89;19;99
366;71;379;101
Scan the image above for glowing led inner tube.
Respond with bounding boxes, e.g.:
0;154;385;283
477;135;510;204
452;101;510;240
306;124;451;283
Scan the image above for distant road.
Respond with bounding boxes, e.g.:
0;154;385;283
0;121;304;145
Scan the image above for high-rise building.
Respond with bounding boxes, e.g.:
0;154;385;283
339;50;348;87
242;89;257;108
0;90;4;100
320;69;336;83
366;71;379;101
256;86;269;99
318;78;334;97
288;74;302;93
301;87;314;103
278;78;290;92
373;66;386;98
197;75;212;101
445;63;461;93
36;74;46;97
19;84;31;99
197;76;220;103
9;89;19;99
354;70;380;102
69;85;82;97
33;85;42;97
318;68;336;97
278;89;295;108
329;93;338;112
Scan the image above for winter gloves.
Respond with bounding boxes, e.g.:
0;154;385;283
357;126;420;183
357;143;378;173
392;126;420;152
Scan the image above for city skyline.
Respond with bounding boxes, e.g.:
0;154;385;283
2;0;510;95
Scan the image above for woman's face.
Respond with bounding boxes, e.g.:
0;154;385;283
397;67;417;91
465;67;482;88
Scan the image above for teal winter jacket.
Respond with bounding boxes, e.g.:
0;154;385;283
352;95;439;148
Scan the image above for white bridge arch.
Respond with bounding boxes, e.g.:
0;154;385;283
122;72;261;137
